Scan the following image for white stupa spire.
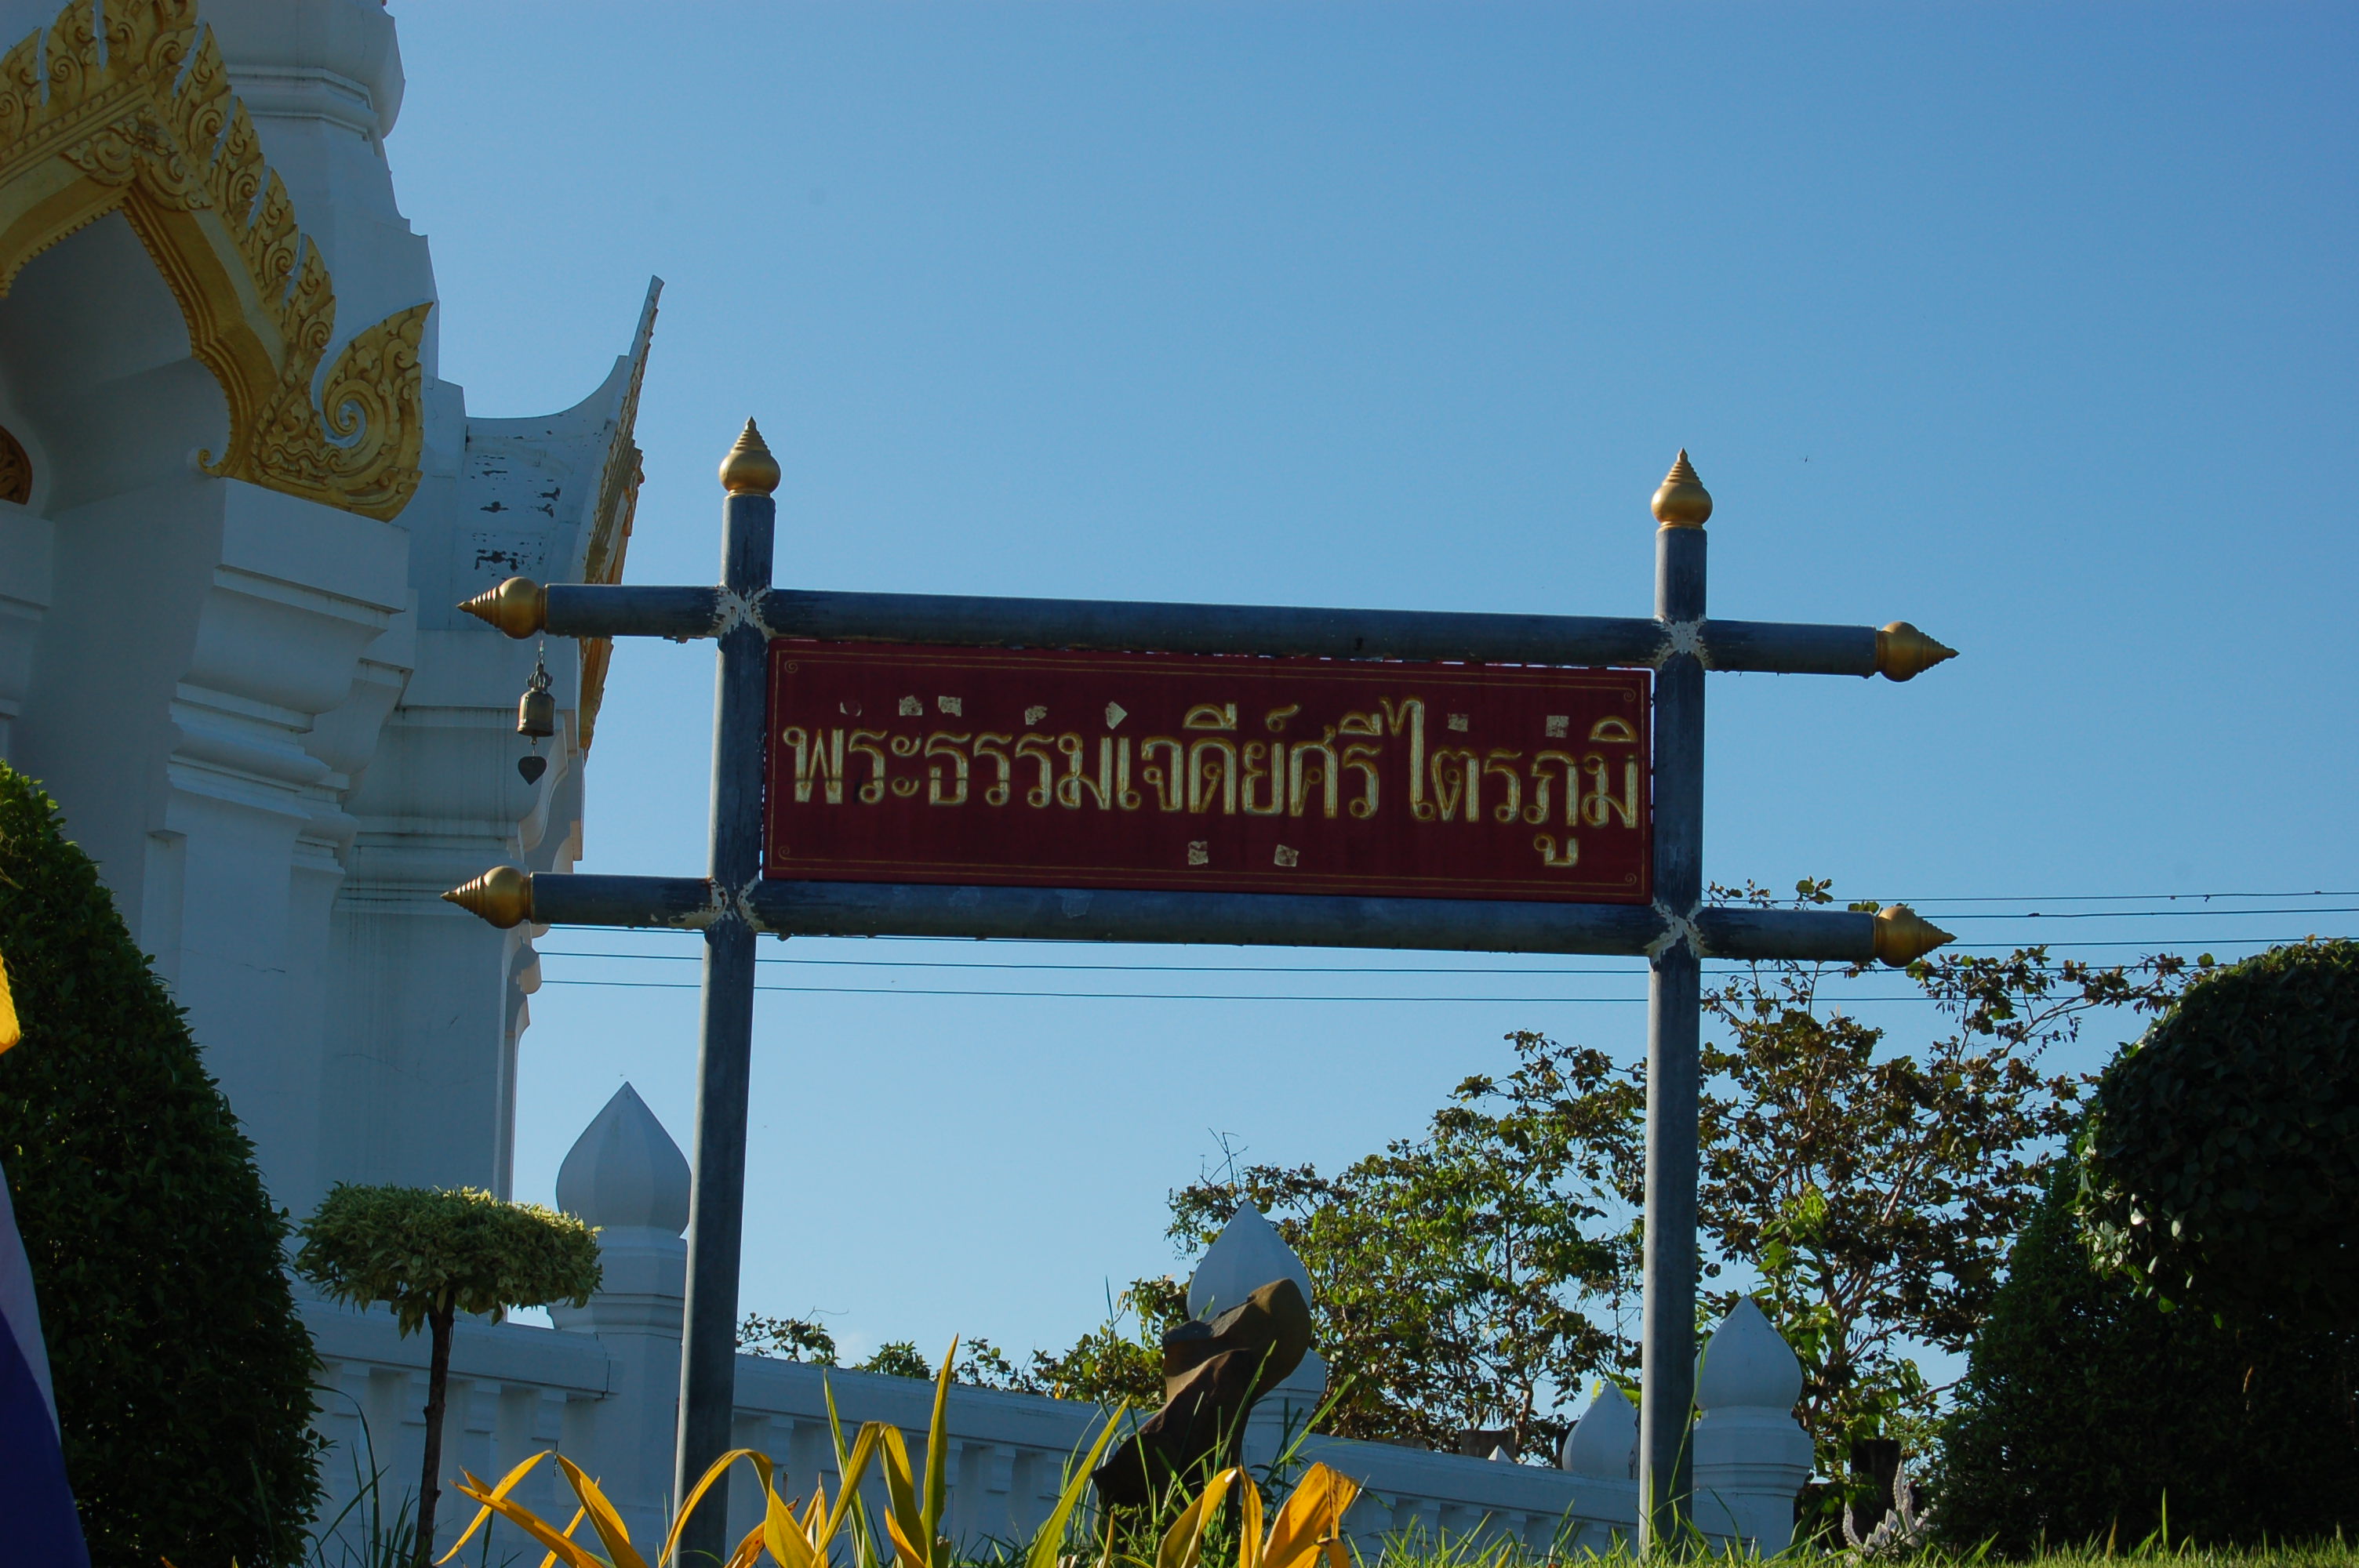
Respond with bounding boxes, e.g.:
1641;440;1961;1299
556;1083;690;1236
1186;1203;1314;1320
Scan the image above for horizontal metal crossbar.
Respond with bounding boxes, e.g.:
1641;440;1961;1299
535;583;1894;677
493;870;1893;962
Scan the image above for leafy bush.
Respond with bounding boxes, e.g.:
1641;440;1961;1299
1172;1032;1644;1459
853;1341;940;1381
740;1310;841;1363
2079;940;2359;1327
1934;1163;2359;1550
1020;1276;1189;1406
296;1184;600;1562
0;763;322;1566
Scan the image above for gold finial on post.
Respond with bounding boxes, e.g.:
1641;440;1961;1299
1875;621;1958;682
443;866;534;929
1873;903;1954;966
459;576;547;638
719;419;781;496
1651;450;1713;527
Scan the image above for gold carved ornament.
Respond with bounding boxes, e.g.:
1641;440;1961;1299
0;0;427;521
575;281;660;751
0;421;28;503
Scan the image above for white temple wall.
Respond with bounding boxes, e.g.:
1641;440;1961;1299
200;0;445;386
10;469;413;1209
0;497;49;759
0;0;650;1221
311;1095;1817;1563
0;219;231;514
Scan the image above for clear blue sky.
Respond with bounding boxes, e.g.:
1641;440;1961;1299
382;3;2354;1377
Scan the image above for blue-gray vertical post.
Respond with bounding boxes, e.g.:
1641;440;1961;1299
1640;453;1710;1549
673;422;780;1562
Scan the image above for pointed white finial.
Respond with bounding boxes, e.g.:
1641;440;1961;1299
1695;1297;1804;1412
1560;1381;1638;1478
556;1083;691;1236
1187;1203;1314;1321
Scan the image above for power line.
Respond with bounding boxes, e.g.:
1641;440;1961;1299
540;924;2359;971
1946;939;2331;949
536;933;2343;975
1937;906;2357;921
551;914;2351;949
534;930;2353;1002
525;880;2354;1004
1901;891;2357;904
537;977;1952;1004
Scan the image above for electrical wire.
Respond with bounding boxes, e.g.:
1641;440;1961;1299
529;885;2350;1003
1899;891;2357;904
533;939;2333;975
536;977;1945;1004
1933;906;2357;921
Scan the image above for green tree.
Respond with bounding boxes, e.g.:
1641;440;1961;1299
739;1312;840;1363
1140;881;2186;1485
1935;1161;2359;1548
0;764;322;1568
1170;1033;1645;1458
1021;1277;1189;1406
853;1341;940;1380
2078;938;2359;1330
295;1185;601;1565
1698;880;2190;1481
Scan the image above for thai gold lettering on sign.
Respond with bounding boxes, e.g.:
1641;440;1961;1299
768;644;1650;904
779;714;1641;831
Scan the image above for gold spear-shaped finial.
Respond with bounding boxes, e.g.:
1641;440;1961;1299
1875;621;1958;682
458;576;547;639
1651;449;1713;527
719;418;782;496
1873;903;1954;966
443;866;534;930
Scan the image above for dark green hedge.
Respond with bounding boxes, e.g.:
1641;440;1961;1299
0;764;321;1567
2080;940;2359;1328
1934;1163;2357;1552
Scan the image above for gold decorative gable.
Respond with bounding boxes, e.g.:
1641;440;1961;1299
0;0;428;521
576;278;660;751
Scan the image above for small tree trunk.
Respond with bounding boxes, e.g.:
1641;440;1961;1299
416;1301;456;1568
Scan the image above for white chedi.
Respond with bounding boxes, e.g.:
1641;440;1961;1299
551;1083;691;1342
556;1083;692;1237
1559;1379;1637;1479
1693;1296;1804;1412
1187;1202;1314;1319
1691;1298;1814;1554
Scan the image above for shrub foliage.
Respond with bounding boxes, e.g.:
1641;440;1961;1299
2078;940;2359;1327
295;1185;601;1337
0;764;322;1567
296;1183;599;1563
1937;1163;2359;1549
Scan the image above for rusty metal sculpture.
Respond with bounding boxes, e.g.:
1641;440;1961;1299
1091;1278;1314;1510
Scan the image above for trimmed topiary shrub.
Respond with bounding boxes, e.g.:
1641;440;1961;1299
0;764;322;1567
296;1184;599;1563
1933;1162;2359;1551
2079;940;2359;1328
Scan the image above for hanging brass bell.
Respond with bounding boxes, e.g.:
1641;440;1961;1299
516;658;556;740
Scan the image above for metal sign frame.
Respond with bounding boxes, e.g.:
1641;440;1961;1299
449;426;1956;1555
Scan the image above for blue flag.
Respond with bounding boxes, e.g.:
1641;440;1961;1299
0;1160;89;1567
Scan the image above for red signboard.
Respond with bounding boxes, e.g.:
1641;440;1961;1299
764;644;1650;904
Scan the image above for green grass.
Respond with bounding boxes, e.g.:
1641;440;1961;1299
1343;1540;2359;1568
